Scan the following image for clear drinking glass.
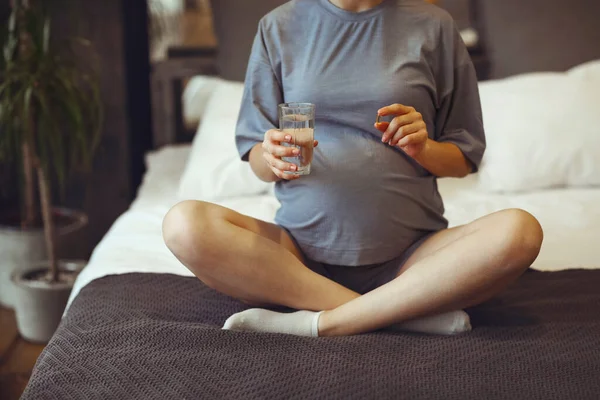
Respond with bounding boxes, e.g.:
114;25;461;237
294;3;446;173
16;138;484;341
278;103;315;176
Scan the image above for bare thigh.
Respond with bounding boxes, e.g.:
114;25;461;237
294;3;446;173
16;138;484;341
219;207;304;262
163;200;359;309
165;200;304;265
400;210;518;274
211;207;305;306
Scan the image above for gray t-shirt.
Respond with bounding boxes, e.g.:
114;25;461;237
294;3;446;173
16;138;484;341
235;0;486;266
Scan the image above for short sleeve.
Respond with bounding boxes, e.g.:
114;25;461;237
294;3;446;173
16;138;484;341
434;25;486;172
235;23;283;161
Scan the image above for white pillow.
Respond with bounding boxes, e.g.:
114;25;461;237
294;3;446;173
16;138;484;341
182;75;222;128
475;59;600;193
177;80;273;202
134;144;191;209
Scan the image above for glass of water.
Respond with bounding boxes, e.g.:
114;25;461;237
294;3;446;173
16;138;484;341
278;103;315;176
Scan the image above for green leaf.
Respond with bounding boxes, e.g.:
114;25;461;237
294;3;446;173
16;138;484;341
8;8;16;33
3;36;17;64
23;86;33;125
42;18;50;55
0;1;104;215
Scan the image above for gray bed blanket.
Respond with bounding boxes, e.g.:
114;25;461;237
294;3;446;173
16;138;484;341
23;270;600;400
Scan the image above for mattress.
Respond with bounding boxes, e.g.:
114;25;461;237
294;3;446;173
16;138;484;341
68;145;600;307
24;270;600;399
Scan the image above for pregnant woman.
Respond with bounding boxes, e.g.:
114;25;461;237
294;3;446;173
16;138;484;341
162;0;543;337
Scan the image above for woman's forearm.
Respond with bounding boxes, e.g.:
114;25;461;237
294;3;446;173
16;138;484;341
252;138;469;180
249;143;281;182
413;139;472;178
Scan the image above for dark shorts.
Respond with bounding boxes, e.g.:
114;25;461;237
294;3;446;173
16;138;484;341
286;231;433;295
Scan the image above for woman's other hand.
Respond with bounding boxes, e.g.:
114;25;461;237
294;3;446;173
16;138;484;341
262;129;319;181
374;104;429;158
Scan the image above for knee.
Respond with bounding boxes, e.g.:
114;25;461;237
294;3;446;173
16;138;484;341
162;200;222;261
498;209;544;267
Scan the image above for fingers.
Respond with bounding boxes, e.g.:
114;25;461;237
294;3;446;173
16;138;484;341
263;151;300;180
378;103;414;117
381;114;414;143
314;140;319;148
262;129;310;181
265;129;291;144
268;163;300;180
397;129;428;148
264;129;312;157
389;121;426;146
262;141;300;158
265;129;297;155
374;122;389;133
383;114;423;144
263;152;298;173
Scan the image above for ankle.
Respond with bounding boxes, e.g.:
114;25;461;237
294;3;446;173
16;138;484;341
316;310;344;337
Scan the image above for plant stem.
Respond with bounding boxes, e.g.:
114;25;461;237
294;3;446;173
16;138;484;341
37;164;58;282
21;142;36;228
16;0;37;228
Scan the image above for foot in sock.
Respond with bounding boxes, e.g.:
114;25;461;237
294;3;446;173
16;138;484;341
223;309;322;337
222;308;470;337
387;310;472;335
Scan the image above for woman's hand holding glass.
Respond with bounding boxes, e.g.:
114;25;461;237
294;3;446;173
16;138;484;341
262;129;319;181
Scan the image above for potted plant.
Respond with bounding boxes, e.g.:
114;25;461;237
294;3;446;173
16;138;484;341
0;0;102;342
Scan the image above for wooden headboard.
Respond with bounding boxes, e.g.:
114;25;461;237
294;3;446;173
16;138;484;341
150;0;600;149
150;56;218;148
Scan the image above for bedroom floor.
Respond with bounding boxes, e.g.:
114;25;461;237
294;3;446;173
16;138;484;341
0;307;45;400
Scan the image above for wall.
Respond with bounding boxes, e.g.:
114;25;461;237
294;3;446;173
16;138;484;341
48;0;132;257
438;0;471;29
478;0;600;78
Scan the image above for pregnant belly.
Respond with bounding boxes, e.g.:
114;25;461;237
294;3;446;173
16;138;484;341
273;155;447;264
276;174;440;237
271;127;448;264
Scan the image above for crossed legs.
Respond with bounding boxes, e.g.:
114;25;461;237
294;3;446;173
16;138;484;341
162;201;543;337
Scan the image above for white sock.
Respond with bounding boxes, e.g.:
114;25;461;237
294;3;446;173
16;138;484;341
387;310;472;335
222;308;471;337
223;309;323;337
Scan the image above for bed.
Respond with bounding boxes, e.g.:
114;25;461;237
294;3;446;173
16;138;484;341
23;1;600;399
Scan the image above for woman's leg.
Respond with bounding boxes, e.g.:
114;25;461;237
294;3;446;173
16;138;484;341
317;209;544;336
162;200;360;310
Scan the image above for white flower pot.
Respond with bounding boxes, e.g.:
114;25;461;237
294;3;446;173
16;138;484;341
11;260;86;343
0;208;87;308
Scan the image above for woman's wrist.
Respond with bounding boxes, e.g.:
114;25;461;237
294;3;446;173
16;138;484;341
249;144;281;183
412;139;471;178
412;138;434;165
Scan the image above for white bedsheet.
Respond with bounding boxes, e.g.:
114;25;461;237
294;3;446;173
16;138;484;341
67;146;600;307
